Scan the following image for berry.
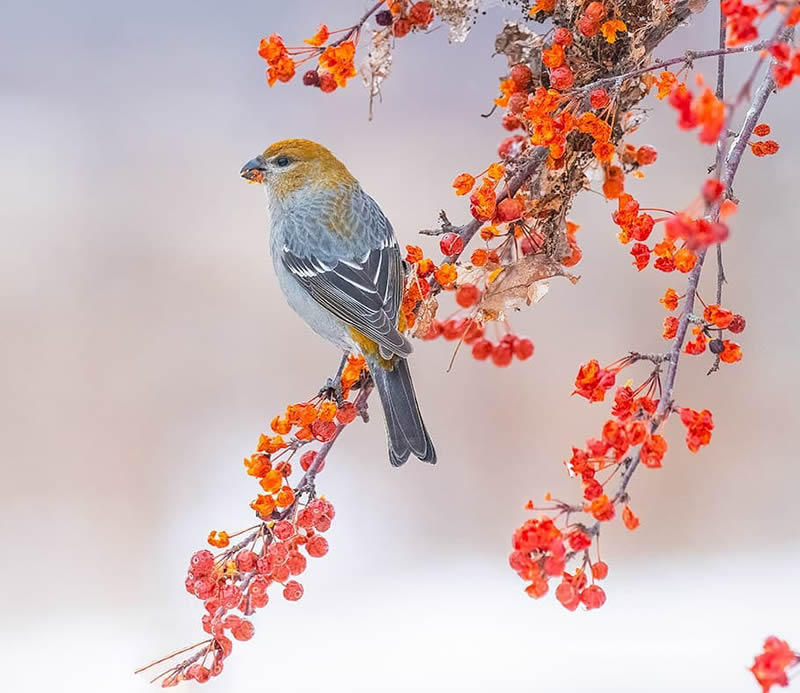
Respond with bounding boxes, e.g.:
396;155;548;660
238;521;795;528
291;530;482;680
440;232;464;256
549;66;574;91
728;314;746;333
585;2;607;20
231;619;255;641
709;338;724;355
455;283;481;307
272;563;291;582
307;535;329;558
553;27;573;46
555;581;580;611
491;343;513;367
636;145;658;166
190;550;215;577
512;337;534;360
287;550;307;574
393;18;411;37
302;70;320;87
580;584;606;609
319;72;337;93
236;550;257;572
510;63;532;89
502;113;522;131
472;339;493;361
495;198;523;222
590;88;610;109
283;580;304;601
591;561;609;580
508;92;527;114
576;15;599;37
375;9;394;25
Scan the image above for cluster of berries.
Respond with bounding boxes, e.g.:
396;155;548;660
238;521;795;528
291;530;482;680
169;498;335;686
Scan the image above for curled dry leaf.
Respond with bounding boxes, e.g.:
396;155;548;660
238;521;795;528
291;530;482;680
412;295;439;338
360;29;392;98
495;20;543;67
477;254;579;320
433;0;484;43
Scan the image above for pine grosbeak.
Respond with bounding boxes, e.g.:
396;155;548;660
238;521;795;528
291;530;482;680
241;139;436;466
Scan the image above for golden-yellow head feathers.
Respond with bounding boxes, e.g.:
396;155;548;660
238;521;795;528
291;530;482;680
244;139;357;199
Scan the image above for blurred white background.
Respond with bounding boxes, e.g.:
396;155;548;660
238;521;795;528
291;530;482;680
2;1;798;691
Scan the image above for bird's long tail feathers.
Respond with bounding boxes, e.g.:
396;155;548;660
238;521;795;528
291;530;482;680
368;357;436;467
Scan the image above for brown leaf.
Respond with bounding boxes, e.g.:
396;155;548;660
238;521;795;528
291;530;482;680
412;296;439;338
477;255;579;320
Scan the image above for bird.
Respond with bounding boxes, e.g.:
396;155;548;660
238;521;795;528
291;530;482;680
241;139;436;467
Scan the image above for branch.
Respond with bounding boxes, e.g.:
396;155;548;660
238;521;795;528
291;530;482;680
608;43;784;506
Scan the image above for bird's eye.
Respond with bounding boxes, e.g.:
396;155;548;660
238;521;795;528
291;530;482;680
274;155;292;167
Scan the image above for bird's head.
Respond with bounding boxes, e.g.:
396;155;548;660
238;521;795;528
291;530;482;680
241;139;356;204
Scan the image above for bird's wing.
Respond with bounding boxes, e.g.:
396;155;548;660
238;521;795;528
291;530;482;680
280;190;411;358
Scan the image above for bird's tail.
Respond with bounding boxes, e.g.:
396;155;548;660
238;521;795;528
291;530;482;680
368;357;436;467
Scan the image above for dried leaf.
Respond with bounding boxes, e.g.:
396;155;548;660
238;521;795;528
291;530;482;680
477;254;578;320
432;0;483;43
412;296;439;338
494;20;543;66
360;29;392;98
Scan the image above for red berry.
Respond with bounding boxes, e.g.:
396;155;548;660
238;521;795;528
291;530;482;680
319;72;337;93
728;314;746;333
439;232;464;256
249;590;269;609
313;514;332;532
273;520;294;541
498;134;527;160
553;27;573;46
510;63;532;89
555;581;580;611
307;535;329;558
283;580;304;601
442;318;467;340
591;561;609;580
190;550;214;577
585;2;607;20
508;92;527;114
495;198;523;222
302;70;320;87
472;339;493;360
299;450;316;470
636;145;658;166
590;88;610;109
287;550;307;574
576;15;599;37
580;584;607;609
491;343;513;367
232;619;255;641
193;576;215;600
462;321;484;344
336;401;357;424
512;337;534;360
455;283;481;307
236;550;257;572
502;113;522;131
549;65;574;91
185;575;196;594
272;563;291;582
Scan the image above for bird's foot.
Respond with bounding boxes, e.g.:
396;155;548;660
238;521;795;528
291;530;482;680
318;377;345;407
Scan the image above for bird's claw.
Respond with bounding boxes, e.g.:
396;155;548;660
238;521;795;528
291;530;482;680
319;377;345;406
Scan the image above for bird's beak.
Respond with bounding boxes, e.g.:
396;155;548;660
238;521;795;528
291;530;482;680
240;155;267;184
